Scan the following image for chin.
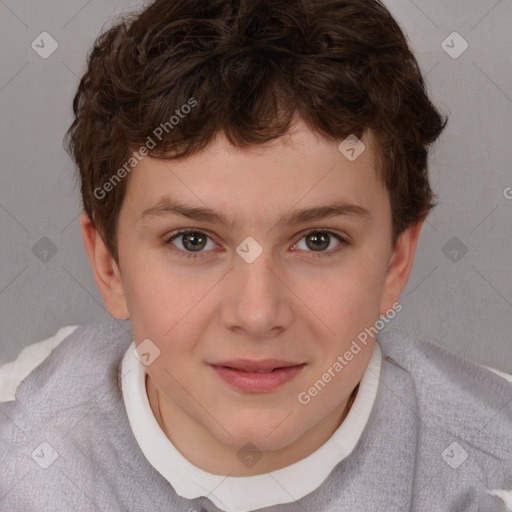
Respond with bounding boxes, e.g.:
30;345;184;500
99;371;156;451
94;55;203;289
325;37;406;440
215;419;304;453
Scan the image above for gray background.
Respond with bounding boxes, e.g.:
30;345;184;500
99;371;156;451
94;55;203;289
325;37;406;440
0;0;511;370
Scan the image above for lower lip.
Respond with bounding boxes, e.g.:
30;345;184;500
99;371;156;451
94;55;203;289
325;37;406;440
210;364;306;392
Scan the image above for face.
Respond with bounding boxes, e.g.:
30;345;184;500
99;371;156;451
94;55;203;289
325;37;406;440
88;119;418;466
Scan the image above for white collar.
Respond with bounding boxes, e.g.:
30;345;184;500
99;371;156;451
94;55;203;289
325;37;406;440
121;340;382;512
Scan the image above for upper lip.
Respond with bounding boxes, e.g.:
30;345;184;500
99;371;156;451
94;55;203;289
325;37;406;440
211;359;304;371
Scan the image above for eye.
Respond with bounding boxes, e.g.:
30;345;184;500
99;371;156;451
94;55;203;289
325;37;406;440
165;229;217;258
292;229;347;257
164;228;348;260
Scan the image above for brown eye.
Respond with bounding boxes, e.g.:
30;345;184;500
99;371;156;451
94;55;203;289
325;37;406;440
305;232;331;252
180;232;207;252
165;229;216;258
293;229;347;257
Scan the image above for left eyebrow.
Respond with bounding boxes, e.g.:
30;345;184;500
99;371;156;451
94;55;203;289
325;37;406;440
139;197;371;230
279;201;371;225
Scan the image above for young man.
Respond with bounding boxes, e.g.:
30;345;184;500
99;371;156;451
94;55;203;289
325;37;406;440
1;0;511;510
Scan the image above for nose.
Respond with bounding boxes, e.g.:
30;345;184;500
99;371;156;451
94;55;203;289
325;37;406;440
219;250;294;340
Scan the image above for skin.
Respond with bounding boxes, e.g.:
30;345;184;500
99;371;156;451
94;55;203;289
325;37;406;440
81;119;423;476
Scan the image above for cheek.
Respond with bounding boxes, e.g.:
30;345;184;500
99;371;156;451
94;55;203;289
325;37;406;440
120;253;191;337
124;272;169;329
311;257;385;319
122;254;218;367
297;257;388;357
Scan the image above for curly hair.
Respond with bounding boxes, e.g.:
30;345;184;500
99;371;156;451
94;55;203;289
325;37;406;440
65;0;447;263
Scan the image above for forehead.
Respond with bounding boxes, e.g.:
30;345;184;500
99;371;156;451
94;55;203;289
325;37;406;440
120;122;389;227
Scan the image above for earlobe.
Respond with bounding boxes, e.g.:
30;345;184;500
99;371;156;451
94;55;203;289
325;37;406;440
379;220;424;315
80;211;130;320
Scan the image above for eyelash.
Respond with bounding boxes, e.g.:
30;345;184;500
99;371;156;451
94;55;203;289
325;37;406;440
163;228;348;260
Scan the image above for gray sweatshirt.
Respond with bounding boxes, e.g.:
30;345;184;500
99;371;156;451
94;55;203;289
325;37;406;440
1;317;511;511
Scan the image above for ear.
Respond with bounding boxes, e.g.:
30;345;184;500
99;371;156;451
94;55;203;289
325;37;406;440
80;211;129;320
379;220;424;315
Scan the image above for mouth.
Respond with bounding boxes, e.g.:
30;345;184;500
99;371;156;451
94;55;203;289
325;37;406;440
222;367;283;373
211;359;304;372
209;361;306;392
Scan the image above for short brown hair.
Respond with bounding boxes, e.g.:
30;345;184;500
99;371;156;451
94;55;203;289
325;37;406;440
65;0;447;263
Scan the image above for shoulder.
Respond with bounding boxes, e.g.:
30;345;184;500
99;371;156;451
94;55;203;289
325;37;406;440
0;316;132;426
0;325;79;402
379;326;512;400
379;328;512;469
0;317;133;436
0;317;135;509
1;317;132;404
378;328;512;510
